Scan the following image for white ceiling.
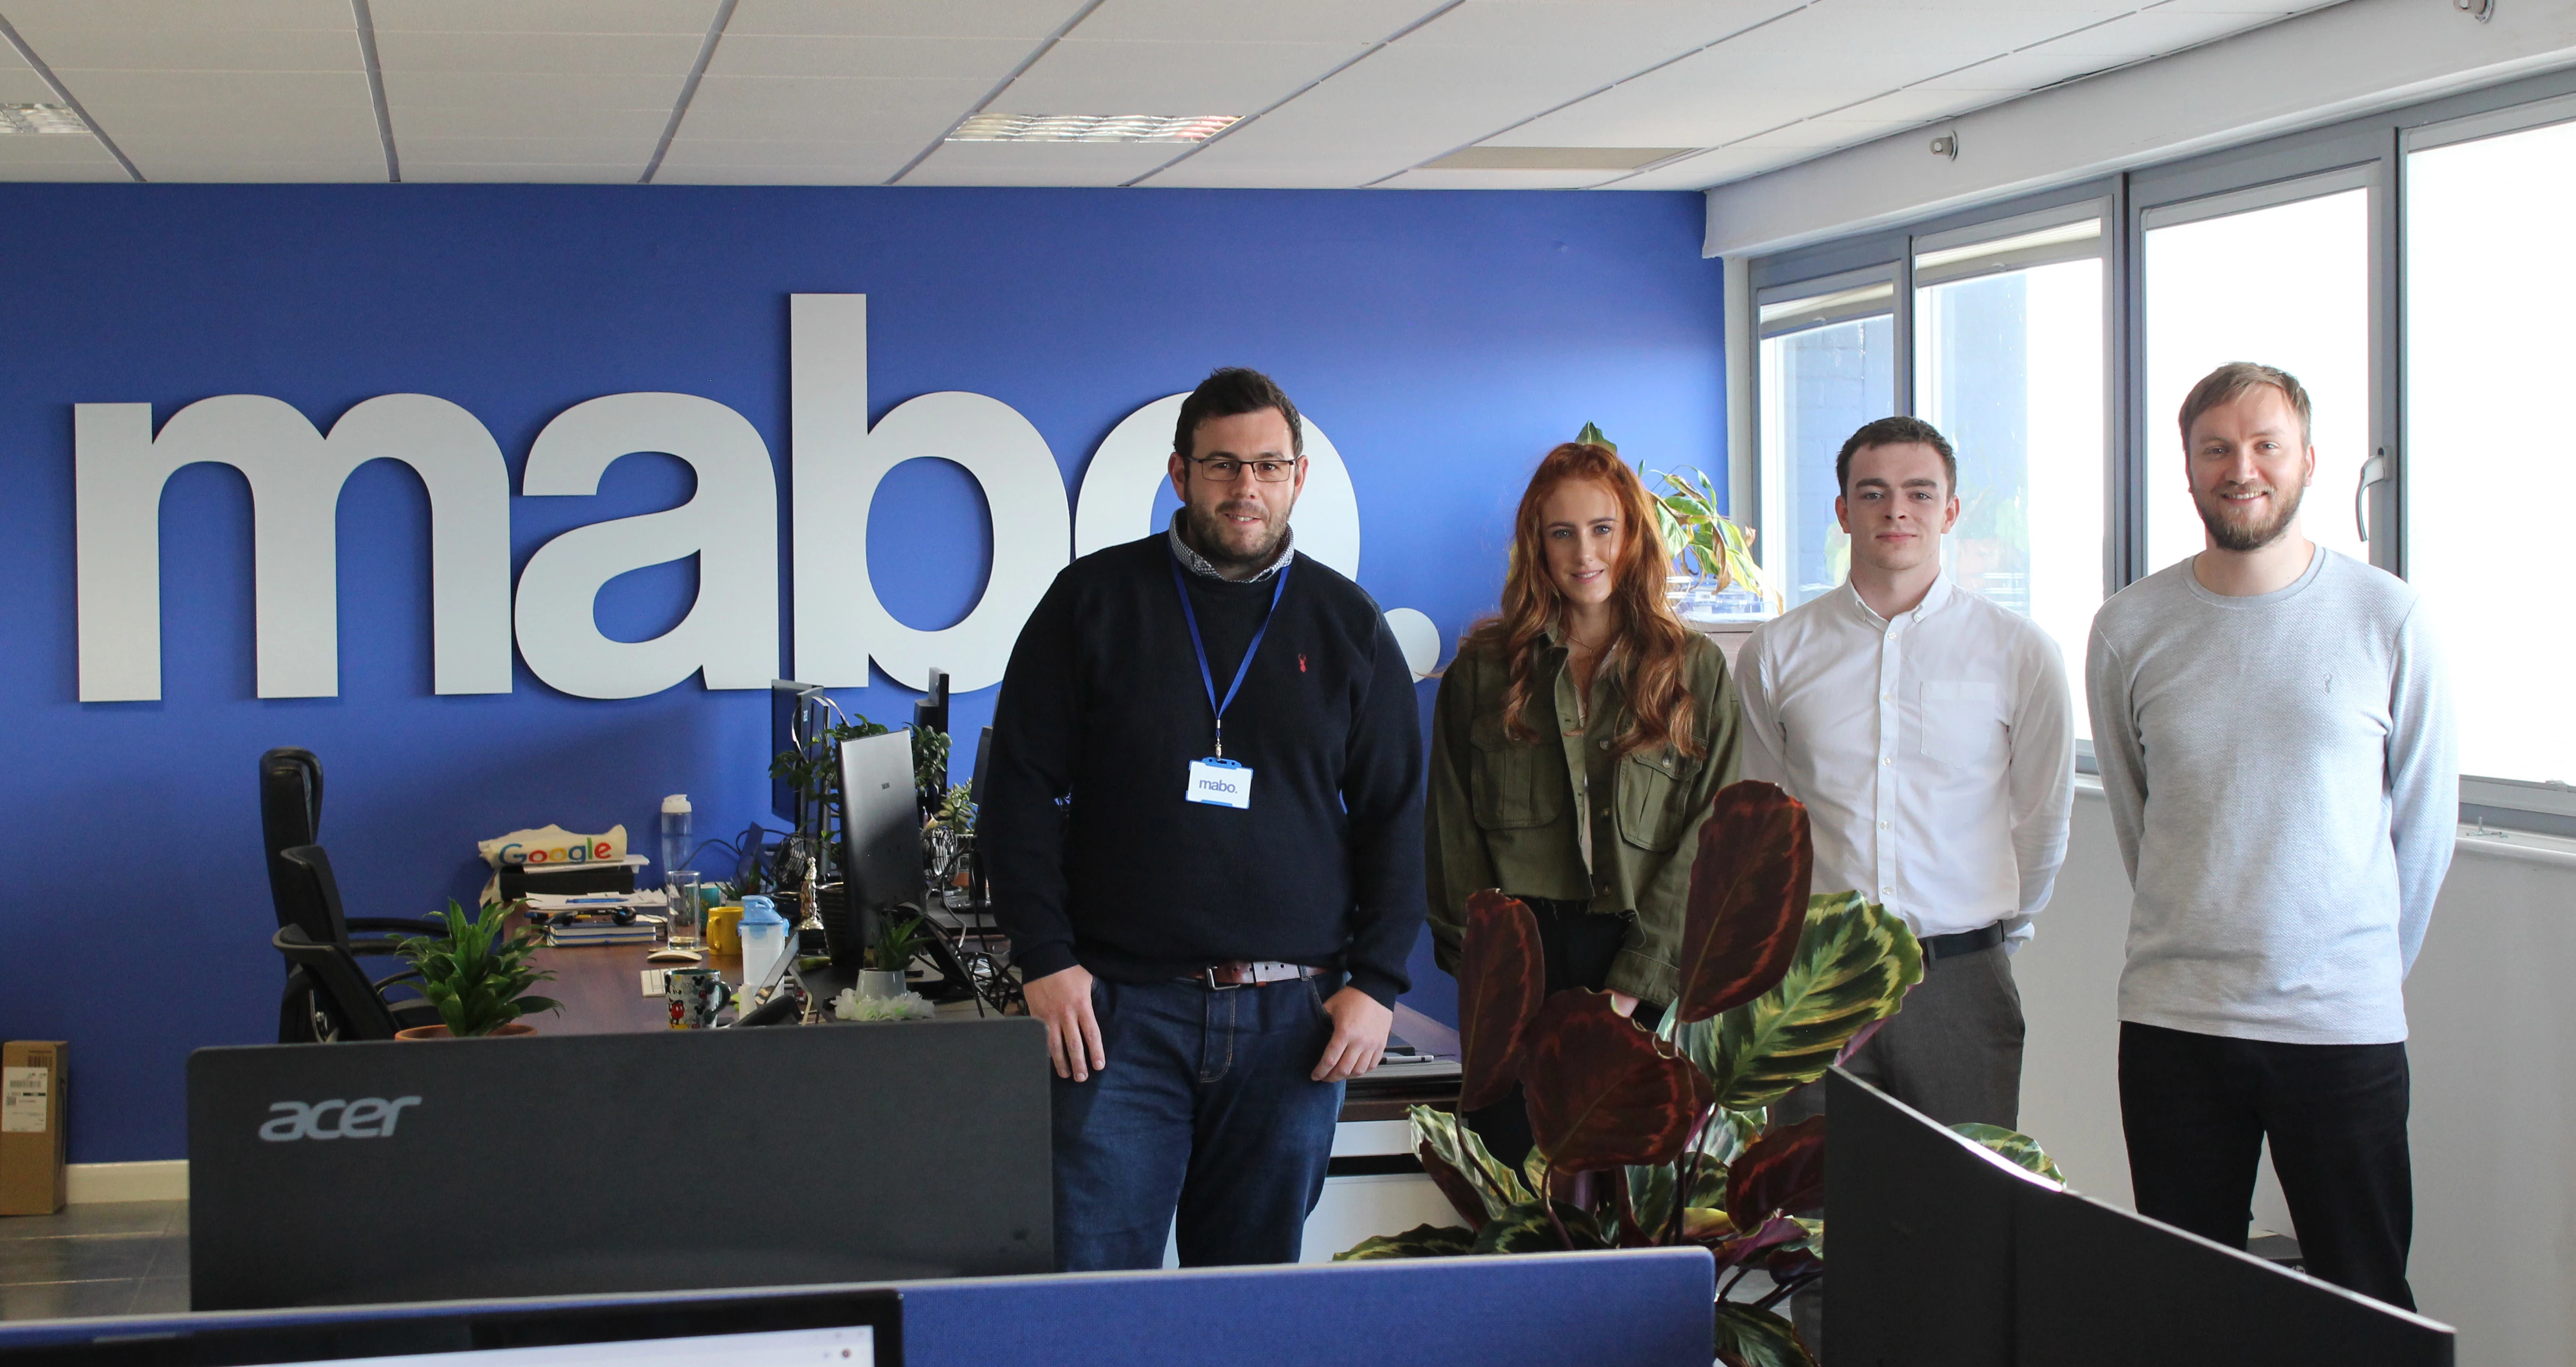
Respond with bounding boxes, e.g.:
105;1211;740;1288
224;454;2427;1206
0;0;2340;189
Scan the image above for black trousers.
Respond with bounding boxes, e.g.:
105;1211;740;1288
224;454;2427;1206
2118;1021;2416;1309
1464;899;1661;1171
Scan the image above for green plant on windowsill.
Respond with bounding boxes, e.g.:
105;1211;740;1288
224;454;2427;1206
394;899;562;1038
1576;422;1775;611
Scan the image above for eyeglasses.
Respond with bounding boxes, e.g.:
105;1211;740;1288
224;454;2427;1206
1182;453;1301;484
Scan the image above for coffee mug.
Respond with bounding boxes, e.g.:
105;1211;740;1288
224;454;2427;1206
665;967;733;1029
705;904;744;954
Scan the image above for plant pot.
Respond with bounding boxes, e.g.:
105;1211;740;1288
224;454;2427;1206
395;1021;538;1041
856;970;909;1000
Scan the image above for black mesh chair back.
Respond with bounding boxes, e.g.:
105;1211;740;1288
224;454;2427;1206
260;747;328;937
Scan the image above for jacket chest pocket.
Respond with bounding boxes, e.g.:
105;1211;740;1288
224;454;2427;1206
1917;680;2003;769
1469;715;1563;830
1615;747;1696;852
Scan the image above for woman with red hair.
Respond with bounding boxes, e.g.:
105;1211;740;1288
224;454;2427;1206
1425;441;1742;1163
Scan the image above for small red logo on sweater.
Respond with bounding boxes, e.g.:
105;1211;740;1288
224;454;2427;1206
1299;654;1308;672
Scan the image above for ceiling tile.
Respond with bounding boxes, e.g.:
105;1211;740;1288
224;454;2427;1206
0;69;57;103
659;137;922;167
1001;38;1368;112
707;34;1036;79
0;0;352;31
647;162;888;183
1604;142;1811;189
0;161;129;180
19;28;361;71
0;136;125;166
1372;166;1616;189
382;103;673;140
2027;6;2290;56
399;161;647;182
371;31;705;76
1075;0;1434;45
678;75;991;138
382;71;689;111
903;137;1180;184
140;161;399;182
395;135;659;164
369;1;719;34
726;0;1091;40
60;69;375;113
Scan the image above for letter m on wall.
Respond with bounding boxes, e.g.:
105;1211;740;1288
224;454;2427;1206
76;395;512;701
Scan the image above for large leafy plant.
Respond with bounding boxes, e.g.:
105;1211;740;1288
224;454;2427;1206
1341;782;2061;1367
394;899;562;1038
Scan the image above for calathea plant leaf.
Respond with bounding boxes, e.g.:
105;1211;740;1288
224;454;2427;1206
1408;1104;1533;1221
1334;1223;1477;1261
1520;990;1710;1172
1713;1303;1815;1367
1726;1114;1828;1222
1685;891;1924;1111
1623;1160;1677;1243
1471;1201;1609;1254
1673;782;1815;1023
1416;1143;1490;1232
1705;1214;1810;1271
1456;890;1546;1111
1952;1123;2067;1186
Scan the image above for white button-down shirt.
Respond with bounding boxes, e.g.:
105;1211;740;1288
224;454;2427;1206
1738;575;2075;944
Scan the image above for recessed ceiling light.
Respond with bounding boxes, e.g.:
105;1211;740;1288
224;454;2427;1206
949;114;1239;144
0;103;87;135
1423;146;1692;171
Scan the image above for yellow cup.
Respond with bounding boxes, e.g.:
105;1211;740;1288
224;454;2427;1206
705;904;744;954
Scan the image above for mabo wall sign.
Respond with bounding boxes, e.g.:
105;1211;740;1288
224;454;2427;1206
73;294;1441;703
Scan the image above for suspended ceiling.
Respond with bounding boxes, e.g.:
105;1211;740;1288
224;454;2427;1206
0;0;2339;189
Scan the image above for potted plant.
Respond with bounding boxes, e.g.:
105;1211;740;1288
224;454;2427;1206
391;899;563;1039
1337;782;2062;1367
860;913;926;999
1576;422;1775;615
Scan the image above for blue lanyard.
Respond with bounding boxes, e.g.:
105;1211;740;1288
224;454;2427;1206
1168;551;1293;759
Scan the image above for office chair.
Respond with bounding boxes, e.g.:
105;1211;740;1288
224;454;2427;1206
274;845;444;1043
258;747;441;956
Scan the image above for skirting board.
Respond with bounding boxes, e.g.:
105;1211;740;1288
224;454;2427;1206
66;1160;187;1204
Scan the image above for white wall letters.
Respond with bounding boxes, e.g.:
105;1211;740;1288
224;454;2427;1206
513;393;781;699
75;393;511;702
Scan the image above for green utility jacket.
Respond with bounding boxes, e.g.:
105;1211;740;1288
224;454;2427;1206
1425;629;1742;1006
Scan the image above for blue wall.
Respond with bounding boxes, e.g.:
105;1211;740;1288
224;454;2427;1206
0;185;1726;1162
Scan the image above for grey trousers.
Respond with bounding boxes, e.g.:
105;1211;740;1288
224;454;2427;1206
1775;941;2026;1361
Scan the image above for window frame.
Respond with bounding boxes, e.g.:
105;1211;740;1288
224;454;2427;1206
1738;62;2576;828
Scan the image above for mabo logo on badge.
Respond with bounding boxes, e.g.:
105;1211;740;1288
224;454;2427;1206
258;1096;422;1141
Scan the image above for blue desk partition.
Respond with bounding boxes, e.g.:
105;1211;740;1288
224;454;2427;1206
0;1251;1716;1367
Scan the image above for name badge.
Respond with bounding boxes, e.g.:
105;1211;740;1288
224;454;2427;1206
1186;757;1252;810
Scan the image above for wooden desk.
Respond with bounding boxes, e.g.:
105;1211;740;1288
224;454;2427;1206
525;937;1461;1121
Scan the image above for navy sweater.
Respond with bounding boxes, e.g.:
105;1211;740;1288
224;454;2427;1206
982;534;1427;1005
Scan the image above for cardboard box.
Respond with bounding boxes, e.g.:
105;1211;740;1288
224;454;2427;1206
1;1041;68;1216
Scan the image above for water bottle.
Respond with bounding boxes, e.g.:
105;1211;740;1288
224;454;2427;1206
659;794;692;876
738;895;789;995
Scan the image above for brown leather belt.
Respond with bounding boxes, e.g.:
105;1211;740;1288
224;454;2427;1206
1188;960;1323;989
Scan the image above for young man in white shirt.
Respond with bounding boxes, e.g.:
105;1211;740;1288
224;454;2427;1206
2087;363;2454;1308
1742;416;2075;1130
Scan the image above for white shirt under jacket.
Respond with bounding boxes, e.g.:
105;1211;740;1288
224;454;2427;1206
1738;574;2076;945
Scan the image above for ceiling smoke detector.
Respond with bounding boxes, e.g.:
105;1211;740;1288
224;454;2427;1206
948;114;1240;143
0;104;87;135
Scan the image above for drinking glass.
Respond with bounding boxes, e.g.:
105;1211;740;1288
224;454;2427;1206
665;870;704;951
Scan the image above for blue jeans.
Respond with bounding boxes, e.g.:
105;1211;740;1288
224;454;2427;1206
1050;973;1346;1270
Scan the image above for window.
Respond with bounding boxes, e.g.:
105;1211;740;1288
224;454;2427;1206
2142;181;2374;575
1912;214;2107;738
2406;112;2576;788
1757;271;1896;609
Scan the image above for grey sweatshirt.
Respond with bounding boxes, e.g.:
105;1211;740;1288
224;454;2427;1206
2086;547;2455;1046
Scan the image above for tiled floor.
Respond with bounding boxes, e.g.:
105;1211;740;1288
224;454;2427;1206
0;1202;189;1321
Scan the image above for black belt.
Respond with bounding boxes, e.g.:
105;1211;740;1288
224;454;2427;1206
1923;924;2004;960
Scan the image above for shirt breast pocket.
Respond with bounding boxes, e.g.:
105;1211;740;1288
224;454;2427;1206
1917;679;2003;770
1616;746;1696;853
1469;715;1563;830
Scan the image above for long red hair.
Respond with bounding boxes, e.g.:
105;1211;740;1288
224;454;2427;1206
1463;443;1702;760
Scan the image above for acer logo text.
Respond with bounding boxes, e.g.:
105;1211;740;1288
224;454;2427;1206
259;1096;422;1141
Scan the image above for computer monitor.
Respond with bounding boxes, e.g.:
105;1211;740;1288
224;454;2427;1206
2016;1186;2454;1365
188;1021;1050;1310
967;725;993;907
837;729;922;922
1822;1066;2040;1366
0;1287;899;1367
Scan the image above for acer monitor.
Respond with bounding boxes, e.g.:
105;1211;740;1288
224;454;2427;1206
187;1020;1050;1310
0;1287;899;1367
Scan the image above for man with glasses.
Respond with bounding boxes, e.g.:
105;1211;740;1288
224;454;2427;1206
2088;362;2455;1307
983;366;1426;1269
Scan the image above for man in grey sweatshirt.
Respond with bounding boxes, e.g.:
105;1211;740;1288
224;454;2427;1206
2087;362;2454;1310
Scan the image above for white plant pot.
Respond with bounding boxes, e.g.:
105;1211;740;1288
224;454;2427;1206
858;970;909;999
